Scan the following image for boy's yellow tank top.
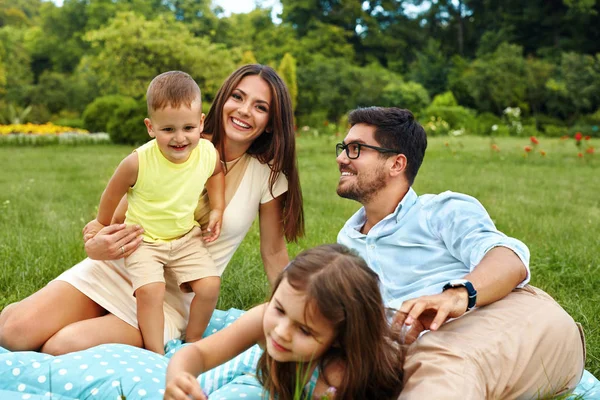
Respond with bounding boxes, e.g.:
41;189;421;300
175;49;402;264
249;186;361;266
125;138;217;242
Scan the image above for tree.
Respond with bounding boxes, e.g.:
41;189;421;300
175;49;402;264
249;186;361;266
278;53;298;113
84;12;237;100
409;38;449;97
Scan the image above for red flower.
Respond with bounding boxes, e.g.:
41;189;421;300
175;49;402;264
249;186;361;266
578;152;584;158
530;136;539;145
323;120;329;126
586;147;595;154
524;146;532;153
575;132;583;141
584;135;591;140
491;144;500;152
540;150;546;156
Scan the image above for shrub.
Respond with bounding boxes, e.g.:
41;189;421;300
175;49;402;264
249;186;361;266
381;80;430;114
543;125;568;137
106;99;148;145
422;105;476;130
83;95;137;133
471;112;502;136
430;91;458;107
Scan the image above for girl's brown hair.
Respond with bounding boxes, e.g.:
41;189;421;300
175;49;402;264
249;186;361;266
257;244;405;400
204;64;304;241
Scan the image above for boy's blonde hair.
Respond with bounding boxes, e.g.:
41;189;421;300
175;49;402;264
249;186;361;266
146;71;201;114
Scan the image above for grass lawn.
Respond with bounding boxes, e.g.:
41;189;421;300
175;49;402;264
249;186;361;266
0;135;598;378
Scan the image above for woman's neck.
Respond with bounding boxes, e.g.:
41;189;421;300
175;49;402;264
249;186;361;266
223;138;252;162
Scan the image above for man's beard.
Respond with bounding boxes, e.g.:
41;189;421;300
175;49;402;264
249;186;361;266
336;168;387;204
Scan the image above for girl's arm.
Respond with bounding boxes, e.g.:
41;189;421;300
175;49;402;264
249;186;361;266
258;194;289;285
166;304;266;384
96;153;138;226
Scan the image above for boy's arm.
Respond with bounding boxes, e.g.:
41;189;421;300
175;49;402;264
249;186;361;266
206;153;225;212
202;153;225;242
97;153;138;226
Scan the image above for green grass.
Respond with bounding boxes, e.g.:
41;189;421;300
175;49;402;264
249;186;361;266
0;135;598;378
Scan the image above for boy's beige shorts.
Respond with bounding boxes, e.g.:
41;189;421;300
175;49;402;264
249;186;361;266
125;226;218;294
399;285;586;400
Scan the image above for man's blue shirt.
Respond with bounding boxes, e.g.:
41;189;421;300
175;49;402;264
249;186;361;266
337;188;530;310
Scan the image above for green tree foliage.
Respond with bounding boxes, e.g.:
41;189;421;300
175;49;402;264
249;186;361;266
241;50;258;65
0;26;33;105
278;53;298;112
456;43;528;114
409;39;449;97
381;81;430;113
84;12;236;100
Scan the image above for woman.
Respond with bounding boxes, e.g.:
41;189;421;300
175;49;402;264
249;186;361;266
0;64;304;355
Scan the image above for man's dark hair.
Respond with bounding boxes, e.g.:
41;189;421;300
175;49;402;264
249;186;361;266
348;107;427;185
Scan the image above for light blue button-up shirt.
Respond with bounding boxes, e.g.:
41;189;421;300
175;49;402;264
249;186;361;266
337;188;530;310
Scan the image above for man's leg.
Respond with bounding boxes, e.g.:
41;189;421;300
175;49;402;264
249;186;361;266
400;286;585;400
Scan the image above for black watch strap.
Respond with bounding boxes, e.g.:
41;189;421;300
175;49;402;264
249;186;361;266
443;280;477;311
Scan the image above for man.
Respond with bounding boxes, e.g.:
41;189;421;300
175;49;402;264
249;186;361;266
336;107;585;399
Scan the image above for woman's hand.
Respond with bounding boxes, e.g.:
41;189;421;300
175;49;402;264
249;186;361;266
84;222;144;260
164;373;207;400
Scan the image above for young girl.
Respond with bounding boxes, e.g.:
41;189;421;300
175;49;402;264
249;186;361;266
164;244;405;400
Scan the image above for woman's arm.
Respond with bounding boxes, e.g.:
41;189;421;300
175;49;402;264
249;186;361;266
258;194;289;285
165;304;266;399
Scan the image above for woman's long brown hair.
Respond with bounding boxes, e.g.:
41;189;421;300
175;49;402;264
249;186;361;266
203;64;304;241
257;244;405;400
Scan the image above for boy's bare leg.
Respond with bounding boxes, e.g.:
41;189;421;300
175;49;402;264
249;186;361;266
185;276;221;343
136;282;166;355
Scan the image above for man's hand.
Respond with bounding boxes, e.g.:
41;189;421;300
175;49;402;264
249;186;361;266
392;288;469;341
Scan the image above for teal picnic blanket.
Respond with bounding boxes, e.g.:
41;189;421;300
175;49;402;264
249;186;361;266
0;308;598;399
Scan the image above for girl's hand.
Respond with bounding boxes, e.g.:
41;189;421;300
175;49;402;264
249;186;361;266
164;373;207;400
203;209;222;243
84;222;144;260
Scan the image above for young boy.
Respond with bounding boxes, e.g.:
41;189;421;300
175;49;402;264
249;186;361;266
95;71;225;354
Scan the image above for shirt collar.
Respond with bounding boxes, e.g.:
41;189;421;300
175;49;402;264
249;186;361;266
345;187;419;236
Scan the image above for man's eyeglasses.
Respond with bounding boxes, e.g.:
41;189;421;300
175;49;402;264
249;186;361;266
336;142;400;159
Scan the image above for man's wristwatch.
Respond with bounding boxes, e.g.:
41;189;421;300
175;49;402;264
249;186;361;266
442;279;477;311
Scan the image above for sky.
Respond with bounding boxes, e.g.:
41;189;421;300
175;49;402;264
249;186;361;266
51;0;282;19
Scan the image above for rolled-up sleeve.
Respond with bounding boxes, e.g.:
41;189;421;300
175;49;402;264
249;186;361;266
425;191;531;287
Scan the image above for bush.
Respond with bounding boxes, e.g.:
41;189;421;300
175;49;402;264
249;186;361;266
106;99;149;145
83;95;138;133
381;81;430;113
430;91;458;107
422;105;476;130
471;112;502;136
543;125;569;137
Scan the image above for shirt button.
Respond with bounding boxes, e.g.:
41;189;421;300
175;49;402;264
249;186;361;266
370;245;375;249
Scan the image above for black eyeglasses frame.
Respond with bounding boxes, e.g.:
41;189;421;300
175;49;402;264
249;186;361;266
335;142;400;159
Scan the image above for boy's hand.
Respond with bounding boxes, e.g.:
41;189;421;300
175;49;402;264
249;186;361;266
203;209;223;242
164;372;207;400
83;219;106;243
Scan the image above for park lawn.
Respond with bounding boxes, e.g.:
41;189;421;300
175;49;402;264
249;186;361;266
0;135;598;377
